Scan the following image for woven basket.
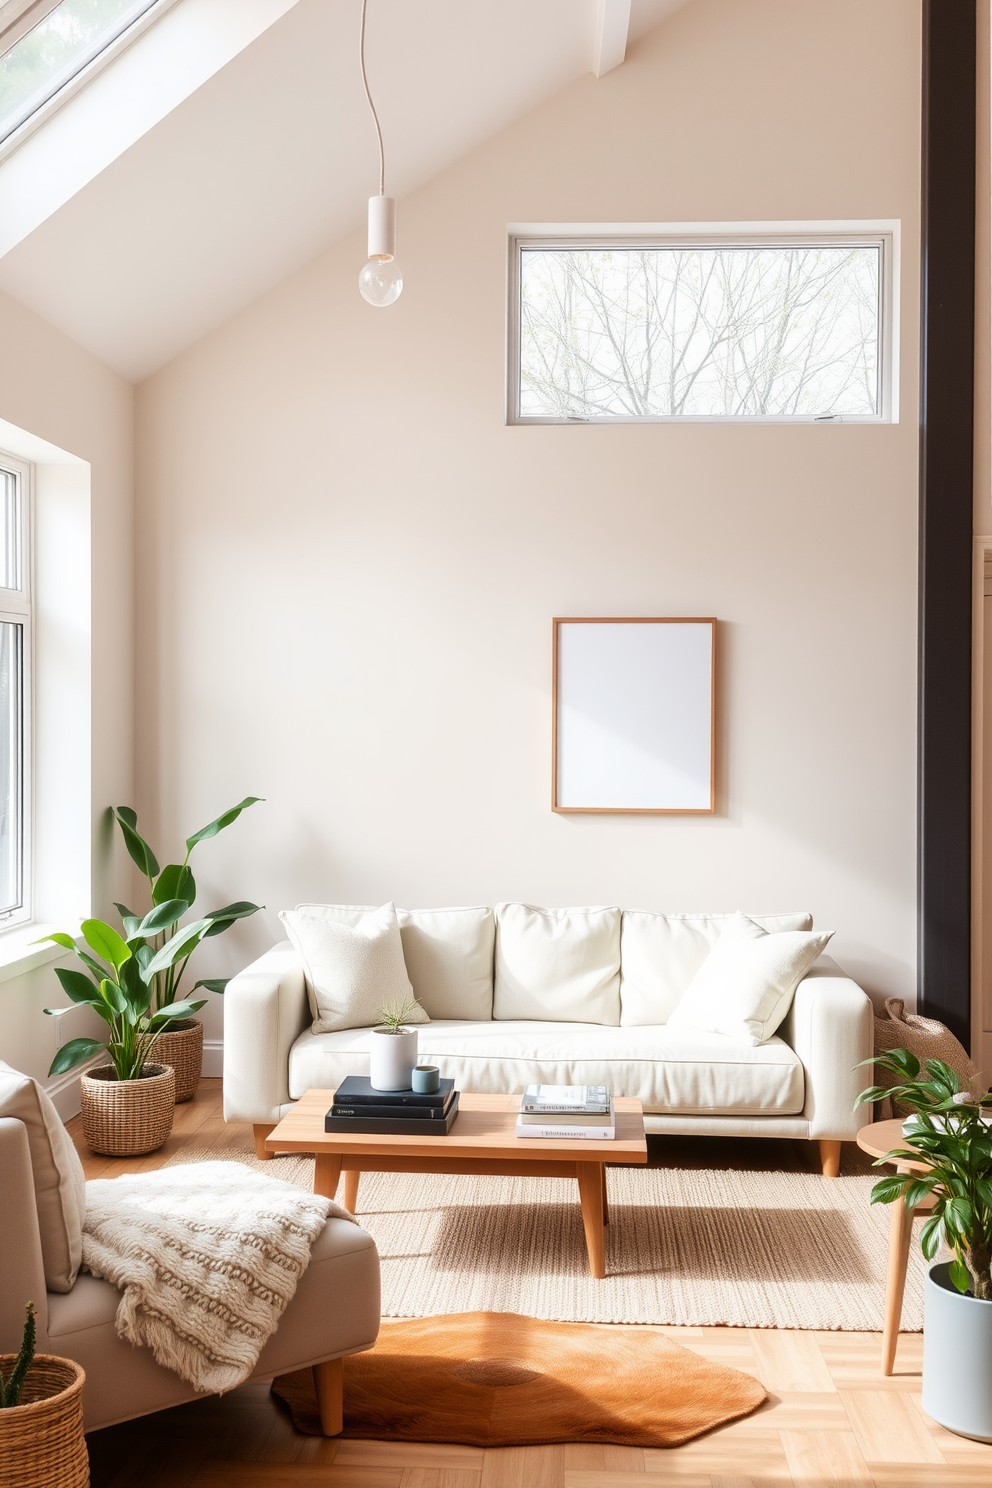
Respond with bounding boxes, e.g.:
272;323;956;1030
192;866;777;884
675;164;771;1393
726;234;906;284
80;1064;175;1157
150;1018;204;1102
0;1355;88;1488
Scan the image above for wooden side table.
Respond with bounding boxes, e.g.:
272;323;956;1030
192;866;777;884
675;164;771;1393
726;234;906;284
857;1117;936;1375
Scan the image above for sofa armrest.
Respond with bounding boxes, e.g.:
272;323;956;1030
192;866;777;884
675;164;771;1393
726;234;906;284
223;941;309;1125
0;1118;50;1352
780;956;873;1141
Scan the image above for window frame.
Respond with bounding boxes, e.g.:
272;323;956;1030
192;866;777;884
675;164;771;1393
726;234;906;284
506;223;898;426
0;450;32;931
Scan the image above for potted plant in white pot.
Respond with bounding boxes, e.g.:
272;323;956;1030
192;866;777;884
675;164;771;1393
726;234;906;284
370;998;423;1091
858;1049;992;1441
0;1303;88;1488
109;798;263;1100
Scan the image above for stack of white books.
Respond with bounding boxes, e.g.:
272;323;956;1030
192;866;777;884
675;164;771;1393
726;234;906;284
515;1084;615;1140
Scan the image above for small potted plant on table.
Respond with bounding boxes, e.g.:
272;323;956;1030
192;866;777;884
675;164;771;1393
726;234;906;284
0;1303;88;1488
370;998;424;1091
858;1049;992;1442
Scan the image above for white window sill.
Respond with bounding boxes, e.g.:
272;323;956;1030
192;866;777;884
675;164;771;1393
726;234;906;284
0;922;69;985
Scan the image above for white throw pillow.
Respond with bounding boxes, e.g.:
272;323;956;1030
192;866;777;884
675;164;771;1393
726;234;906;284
618;909;814;1025
493;903;621;1025
0;1061;86;1292
279;903;428;1033
293;903;495;1020
666;914;833;1045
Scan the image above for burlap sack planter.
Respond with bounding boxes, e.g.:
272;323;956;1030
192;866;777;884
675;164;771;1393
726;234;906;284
150;1018;204;1102
0;1355;88;1488
80;1063;175;1157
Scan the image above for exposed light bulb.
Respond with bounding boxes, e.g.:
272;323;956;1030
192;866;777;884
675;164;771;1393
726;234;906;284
359;258;403;307
360;194;402;307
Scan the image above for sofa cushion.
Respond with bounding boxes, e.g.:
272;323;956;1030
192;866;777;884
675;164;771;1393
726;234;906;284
0;1061;86;1293
288;1019;804;1115
619;910;814;1026
279;904;426;1033
294;904;494;1021
493;904;621;1025
668;922;833;1045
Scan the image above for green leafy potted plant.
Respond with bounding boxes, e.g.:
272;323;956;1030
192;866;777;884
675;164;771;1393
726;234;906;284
370;997;423;1091
109;798;263;1100
42;797;262;1153
857;1049;992;1441
0;1303;88;1487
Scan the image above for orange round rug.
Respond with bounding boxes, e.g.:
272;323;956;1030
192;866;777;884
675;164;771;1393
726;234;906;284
271;1311;766;1447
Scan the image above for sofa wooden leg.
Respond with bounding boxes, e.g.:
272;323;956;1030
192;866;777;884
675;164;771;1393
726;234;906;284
819;1139;841;1178
313;1357;344;1436
253;1123;275;1160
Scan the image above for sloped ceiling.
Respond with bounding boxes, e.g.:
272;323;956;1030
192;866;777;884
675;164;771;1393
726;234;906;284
0;0;689;380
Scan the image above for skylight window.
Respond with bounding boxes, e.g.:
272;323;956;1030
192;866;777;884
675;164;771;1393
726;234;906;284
0;0;159;144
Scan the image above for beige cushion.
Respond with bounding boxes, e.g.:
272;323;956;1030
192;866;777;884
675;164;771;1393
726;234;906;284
619;910;814;1026
293;904;495;1021
279;903;427;1033
0;1061;86;1293
287;1019;805;1115
493;903;621;1025
667;916;834;1045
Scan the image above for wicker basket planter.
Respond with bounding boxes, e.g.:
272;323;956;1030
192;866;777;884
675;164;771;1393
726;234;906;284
0;1355;88;1488
150;1018;204;1102
79;1064;175;1157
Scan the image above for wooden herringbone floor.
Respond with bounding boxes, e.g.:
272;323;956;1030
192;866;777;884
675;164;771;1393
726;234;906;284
70;1081;992;1488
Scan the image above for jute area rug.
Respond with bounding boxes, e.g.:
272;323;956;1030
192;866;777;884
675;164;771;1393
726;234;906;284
270;1310;767;1447
169;1134;925;1331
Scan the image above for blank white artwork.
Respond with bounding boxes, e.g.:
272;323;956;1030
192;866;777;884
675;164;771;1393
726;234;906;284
555;620;714;812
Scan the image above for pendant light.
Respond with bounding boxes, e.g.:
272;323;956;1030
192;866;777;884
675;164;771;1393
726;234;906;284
358;0;402;307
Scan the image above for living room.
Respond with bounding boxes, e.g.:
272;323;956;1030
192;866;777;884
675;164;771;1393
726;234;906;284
0;0;990;1484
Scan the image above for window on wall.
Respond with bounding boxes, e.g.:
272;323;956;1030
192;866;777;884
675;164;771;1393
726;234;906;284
0;454;29;926
508;230;895;424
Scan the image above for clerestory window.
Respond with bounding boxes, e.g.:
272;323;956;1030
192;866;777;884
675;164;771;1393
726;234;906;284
508;229;896;424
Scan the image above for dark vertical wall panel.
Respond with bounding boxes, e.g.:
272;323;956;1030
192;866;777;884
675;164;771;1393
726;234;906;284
918;0;976;1045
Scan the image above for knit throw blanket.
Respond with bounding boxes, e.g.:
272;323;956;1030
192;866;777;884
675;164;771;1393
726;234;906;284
83;1161;351;1393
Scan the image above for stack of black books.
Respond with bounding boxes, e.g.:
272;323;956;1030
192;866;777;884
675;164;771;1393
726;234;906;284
324;1075;459;1135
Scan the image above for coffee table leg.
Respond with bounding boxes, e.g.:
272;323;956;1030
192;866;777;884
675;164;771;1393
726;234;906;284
577;1163;607;1278
314;1153;342;1201
601;1164;609;1225
343;1169;360;1214
882;1196;914;1376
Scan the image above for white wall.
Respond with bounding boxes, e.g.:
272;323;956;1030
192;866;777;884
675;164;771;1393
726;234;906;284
135;0;922;1041
0;289;134;1106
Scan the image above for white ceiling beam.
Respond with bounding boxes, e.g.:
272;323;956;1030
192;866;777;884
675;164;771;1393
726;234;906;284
592;0;631;78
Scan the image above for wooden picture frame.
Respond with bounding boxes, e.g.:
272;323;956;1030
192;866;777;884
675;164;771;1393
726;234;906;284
552;617;716;815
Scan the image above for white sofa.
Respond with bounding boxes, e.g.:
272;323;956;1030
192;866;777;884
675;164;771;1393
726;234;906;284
223;905;873;1176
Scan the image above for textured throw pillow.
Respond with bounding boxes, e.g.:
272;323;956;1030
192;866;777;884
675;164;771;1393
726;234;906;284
666;914;833;1045
493;903;621;1025
0;1060;86;1292
279;903;427;1033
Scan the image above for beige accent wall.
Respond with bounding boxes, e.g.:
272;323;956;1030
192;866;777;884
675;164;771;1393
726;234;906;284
0;287;134;1104
136;0;922;1041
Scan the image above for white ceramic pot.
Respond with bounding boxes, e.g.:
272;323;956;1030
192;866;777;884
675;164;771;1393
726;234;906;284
369;1027;418;1091
923;1262;992;1441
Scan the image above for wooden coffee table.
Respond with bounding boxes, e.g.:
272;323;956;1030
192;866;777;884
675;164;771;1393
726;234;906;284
266;1089;648;1278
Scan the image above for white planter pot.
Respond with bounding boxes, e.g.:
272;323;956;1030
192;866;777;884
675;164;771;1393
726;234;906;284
923;1262;992;1441
369;1027;418;1092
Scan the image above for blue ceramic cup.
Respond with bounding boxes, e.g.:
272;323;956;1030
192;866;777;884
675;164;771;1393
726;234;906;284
412;1064;440;1094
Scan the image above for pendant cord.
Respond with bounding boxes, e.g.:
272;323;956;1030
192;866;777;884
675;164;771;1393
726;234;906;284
359;0;385;197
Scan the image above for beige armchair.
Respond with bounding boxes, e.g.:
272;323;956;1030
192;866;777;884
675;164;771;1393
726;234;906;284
0;1068;380;1436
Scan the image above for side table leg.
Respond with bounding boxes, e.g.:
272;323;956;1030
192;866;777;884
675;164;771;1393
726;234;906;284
601;1164;610;1224
577;1163;607;1278
343;1169;360;1214
314;1153;343;1202
882;1197;915;1376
